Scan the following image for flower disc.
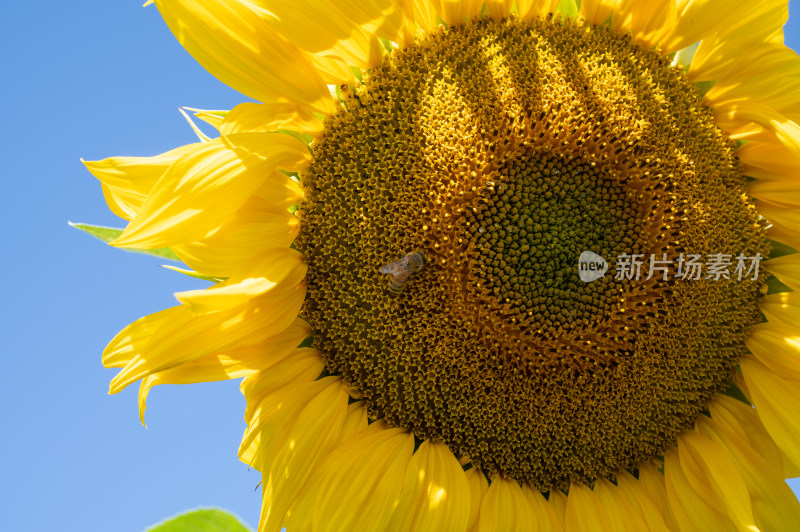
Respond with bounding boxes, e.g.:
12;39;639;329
296;16;767;489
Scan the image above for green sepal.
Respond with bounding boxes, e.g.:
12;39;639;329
70;222;181;261
720;380;752;406
145;508;251;532
695;80;716;97
555;0;579;18
161;265;226;283
379;37;394;52
672;42;699;70
276;129;314;146
298;336;314;348
768;239;797;260
767;274;793;295
351;65;364;83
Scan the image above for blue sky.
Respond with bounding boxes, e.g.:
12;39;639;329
2;2;800;531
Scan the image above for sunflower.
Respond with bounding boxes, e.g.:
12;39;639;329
85;0;800;529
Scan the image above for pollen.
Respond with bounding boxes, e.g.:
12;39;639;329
295;16;768;489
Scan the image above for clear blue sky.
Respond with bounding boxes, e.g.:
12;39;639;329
2;2;800;531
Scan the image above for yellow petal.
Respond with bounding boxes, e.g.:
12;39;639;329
137;317;309;421
240;349;326;426
153;0;333;114
173;197;300;278
579;0;616;26
291;425;415;532
412;0;439;32
388;440;471;532
767;223;800;254
521;484;561;530
711;396;789;477
615;472;671;532
281;401;371;530
83;143;198;220
244;0;384;68
324;0;412;46
629;0;677;48
102;306;177;368
175;249;305;313
465;468;488;532
112;133;309;249
738;141;800;181
748;178;800;207
664;443;736;532
661;0;787;54
703;44;800;116
759;292;800;329
714;104;800;159
258;171;304;203
426;0;484;26
258;377;350;532
741;356;800;472
764;254;800;291
636;461;679;531
309;54;357;85
107;279;306;395
745;323;800;381
546;489;568;530
702;397;800;531
517;0;562;21
484;0;513;20
674;431;758;530
689;3;789;82
338;401;371;441
477;476;535;532
565;478;651;531
239;350;328;469
241;378;328;471
760;202;800;239
184;107;229;130
220;101;324;136
565;482;612;531
100;183;138;221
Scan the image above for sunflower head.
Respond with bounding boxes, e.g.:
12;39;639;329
87;0;800;530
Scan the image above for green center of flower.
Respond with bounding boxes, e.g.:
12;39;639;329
467;150;640;336
296;15;767;489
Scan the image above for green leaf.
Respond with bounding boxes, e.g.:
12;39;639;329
145;508;252;532
69;222;181;261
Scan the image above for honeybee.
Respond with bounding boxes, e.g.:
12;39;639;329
379;252;426;293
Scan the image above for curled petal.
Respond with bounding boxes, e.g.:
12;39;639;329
112;133;309;249
137;317;309;421
83;144;197;220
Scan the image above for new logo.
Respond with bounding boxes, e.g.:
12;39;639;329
578;251;608;283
